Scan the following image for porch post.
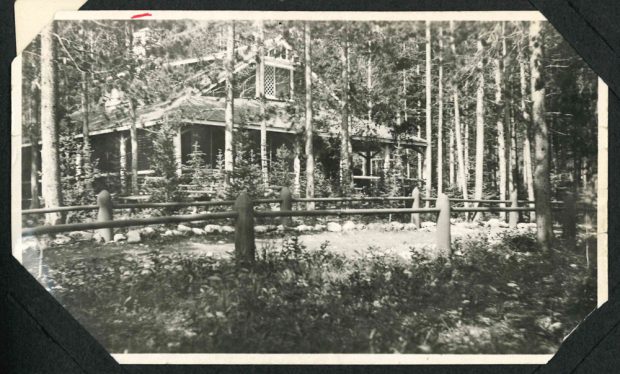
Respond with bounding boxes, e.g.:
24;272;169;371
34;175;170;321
119;133;127;193
406;149;411;179
293;140;301;196
361;157;367;176
383;144;391;175
130;123;138;194
174;126;183;177
289;68;294;98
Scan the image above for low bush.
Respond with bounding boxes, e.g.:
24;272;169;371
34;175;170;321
46;232;596;354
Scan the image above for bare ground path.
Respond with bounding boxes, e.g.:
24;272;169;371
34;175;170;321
22;223;507;276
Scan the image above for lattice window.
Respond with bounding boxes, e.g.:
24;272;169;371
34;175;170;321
275;67;291;99
264;65;276;98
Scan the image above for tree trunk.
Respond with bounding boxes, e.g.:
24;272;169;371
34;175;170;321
29;133;40;209
437;26;444;195
464;116;470;183
293;140;301;196
424;20;432;202
509;105;519;219
119;133;127;194
495;59;507;219
224;21;235;183
454;92;468;201
129;103;139;194
529;21;553;252
340;27;351;194
28;76;40;209
520;61;535;221
304;22;315;209
473;38;485;219
78;71;90;179
40;22;62;225
449;128;455;187
257;20;268;187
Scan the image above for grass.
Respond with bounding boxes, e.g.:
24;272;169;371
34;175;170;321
36;229;596;354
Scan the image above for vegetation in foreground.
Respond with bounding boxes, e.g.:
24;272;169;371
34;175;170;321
45;232;596;354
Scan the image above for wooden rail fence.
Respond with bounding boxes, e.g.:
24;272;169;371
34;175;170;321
22;187;593;263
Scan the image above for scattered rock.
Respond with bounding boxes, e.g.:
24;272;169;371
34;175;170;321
113;233;127;242
141;227;157;238
162;230;174;237
171;230;183;236
327;222;342;232
314;224;326;231
204;224;221;233
389;221;404;231
220;225;235;233
403;223;418;231
52;235;72;246
296;224;314;233
68;231;93;241
485;218;509;228
93;232;105;243
342;220;357;232
127;230;142;243
177;224;192;233
254;225;269;233
192;228;206;235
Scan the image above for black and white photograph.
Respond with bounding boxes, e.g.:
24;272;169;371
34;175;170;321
12;10;606;362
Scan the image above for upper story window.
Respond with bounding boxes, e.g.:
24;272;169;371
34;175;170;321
264;65;292;100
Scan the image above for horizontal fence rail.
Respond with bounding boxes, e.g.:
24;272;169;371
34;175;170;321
20;186;594;261
255;208;441;218
22;211;238;237
452;207;537;212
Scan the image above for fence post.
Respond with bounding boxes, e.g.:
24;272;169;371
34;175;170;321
234;191;256;265
410;187;421;228
509;189;519;228
562;190;577;245
96;190;113;242
280;187;293;227
436;193;451;255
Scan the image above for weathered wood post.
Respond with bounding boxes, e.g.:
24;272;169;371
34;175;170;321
509;189;519;228
562;190;577;245
436;193;451;255
234;191;256;265
96;190;113;242
410;187;421;228
280;187;293;227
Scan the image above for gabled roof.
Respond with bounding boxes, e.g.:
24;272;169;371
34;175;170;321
64;93;425;149
61;35;426;148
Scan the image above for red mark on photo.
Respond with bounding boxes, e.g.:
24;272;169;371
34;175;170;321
131;12;152;19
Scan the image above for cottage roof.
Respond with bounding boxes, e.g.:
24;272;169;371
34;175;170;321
66;93;425;148
60;35;426;149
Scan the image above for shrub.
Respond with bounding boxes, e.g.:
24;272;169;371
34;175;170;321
45;231;595;354
142;120;186;204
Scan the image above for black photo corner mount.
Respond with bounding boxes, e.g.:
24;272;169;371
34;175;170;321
0;0;618;373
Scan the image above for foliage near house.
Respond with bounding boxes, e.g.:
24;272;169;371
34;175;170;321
39;231;595;353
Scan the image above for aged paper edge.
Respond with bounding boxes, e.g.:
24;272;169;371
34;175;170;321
11;8;608;365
